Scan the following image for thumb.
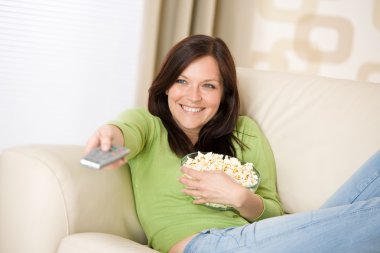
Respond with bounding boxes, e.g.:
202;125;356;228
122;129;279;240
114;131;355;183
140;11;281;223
97;126;114;151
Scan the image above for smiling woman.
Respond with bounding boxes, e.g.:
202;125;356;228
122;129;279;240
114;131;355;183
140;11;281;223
85;35;281;252
84;34;380;253
166;56;223;145
148;35;241;157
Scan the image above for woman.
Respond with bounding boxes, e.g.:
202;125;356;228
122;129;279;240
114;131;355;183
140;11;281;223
85;35;380;253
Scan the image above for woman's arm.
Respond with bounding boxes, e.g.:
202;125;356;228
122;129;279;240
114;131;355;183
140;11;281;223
231;187;264;221
180;167;264;221
179;116;284;221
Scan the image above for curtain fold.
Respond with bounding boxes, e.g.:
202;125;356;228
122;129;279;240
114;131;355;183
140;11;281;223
135;0;379;107
155;0;220;72
135;0;219;107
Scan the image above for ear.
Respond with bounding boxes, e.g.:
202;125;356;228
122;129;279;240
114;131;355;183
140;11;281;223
165;90;169;95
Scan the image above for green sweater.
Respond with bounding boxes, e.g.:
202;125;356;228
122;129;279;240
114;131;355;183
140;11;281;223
110;108;283;253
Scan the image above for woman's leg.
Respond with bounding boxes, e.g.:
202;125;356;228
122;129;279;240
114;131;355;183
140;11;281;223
185;197;380;253
184;150;380;253
250;197;380;253
321;149;380;208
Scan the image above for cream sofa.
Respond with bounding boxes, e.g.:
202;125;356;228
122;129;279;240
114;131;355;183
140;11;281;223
1;68;380;253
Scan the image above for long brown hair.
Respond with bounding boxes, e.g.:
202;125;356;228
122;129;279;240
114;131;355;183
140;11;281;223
148;34;243;157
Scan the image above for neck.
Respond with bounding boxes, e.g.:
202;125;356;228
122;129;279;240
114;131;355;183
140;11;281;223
185;131;199;145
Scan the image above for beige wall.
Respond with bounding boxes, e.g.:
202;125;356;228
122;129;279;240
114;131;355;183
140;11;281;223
215;0;380;83
136;0;380;106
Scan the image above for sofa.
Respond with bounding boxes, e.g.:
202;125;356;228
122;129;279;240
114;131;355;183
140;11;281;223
1;68;379;253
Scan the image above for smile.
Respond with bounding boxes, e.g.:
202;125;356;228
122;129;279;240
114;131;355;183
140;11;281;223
181;105;204;112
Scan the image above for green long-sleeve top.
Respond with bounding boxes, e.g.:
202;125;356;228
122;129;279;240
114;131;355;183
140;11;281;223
109;108;283;253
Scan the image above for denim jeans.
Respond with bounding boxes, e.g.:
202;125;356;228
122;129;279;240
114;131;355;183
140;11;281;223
184;150;380;253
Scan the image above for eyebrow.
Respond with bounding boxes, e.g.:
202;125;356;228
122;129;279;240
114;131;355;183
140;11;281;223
179;74;221;83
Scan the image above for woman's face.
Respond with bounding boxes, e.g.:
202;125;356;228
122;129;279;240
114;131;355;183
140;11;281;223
166;56;223;143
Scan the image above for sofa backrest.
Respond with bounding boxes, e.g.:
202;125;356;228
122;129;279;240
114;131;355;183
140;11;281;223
237;68;380;213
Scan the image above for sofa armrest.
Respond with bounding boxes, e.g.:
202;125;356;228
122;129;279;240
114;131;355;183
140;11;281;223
58;233;158;253
0;144;146;253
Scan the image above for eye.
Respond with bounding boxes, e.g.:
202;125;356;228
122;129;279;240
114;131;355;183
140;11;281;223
203;83;216;89
175;79;187;85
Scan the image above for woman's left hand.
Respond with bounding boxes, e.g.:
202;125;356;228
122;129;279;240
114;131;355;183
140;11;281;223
179;166;246;207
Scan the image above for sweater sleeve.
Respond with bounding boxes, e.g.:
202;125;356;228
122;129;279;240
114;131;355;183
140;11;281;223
107;108;156;159
254;131;284;220
236;116;284;221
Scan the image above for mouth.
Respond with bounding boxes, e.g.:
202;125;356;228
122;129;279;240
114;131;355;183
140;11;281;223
181;105;204;113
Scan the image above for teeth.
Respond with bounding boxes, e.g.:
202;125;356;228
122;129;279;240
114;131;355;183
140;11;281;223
182;105;202;112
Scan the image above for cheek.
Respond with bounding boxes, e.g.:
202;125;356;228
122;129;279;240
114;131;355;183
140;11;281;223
166;88;180;112
167;86;181;101
207;93;223;108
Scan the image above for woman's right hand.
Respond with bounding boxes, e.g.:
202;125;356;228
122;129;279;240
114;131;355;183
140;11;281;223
84;124;127;169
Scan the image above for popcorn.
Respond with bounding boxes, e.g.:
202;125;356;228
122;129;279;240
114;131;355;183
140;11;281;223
182;152;260;209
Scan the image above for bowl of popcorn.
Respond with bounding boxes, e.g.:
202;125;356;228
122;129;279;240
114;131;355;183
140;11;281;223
181;151;260;210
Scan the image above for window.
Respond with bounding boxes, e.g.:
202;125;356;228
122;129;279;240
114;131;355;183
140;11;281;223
0;0;144;150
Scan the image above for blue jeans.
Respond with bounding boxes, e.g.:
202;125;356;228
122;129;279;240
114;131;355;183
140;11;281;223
184;150;380;253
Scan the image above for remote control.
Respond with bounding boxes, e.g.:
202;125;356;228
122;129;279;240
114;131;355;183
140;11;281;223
80;146;130;170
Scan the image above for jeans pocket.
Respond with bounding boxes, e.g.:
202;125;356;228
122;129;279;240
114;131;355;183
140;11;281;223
199;229;211;234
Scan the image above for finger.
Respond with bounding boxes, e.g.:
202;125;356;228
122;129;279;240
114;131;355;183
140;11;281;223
94;125;118;151
181;166;203;180
104;158;128;170
182;188;201;197
179;175;199;189
85;125;113;154
98;128;113;151
192;198;207;205
84;132;101;154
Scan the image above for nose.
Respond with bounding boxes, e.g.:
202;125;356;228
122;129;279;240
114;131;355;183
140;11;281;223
187;85;202;102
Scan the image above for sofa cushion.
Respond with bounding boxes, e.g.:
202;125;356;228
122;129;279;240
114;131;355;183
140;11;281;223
237;68;380;213
58;233;158;253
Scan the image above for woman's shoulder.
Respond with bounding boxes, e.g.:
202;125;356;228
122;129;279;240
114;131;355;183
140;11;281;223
236;115;260;132
235;115;267;142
